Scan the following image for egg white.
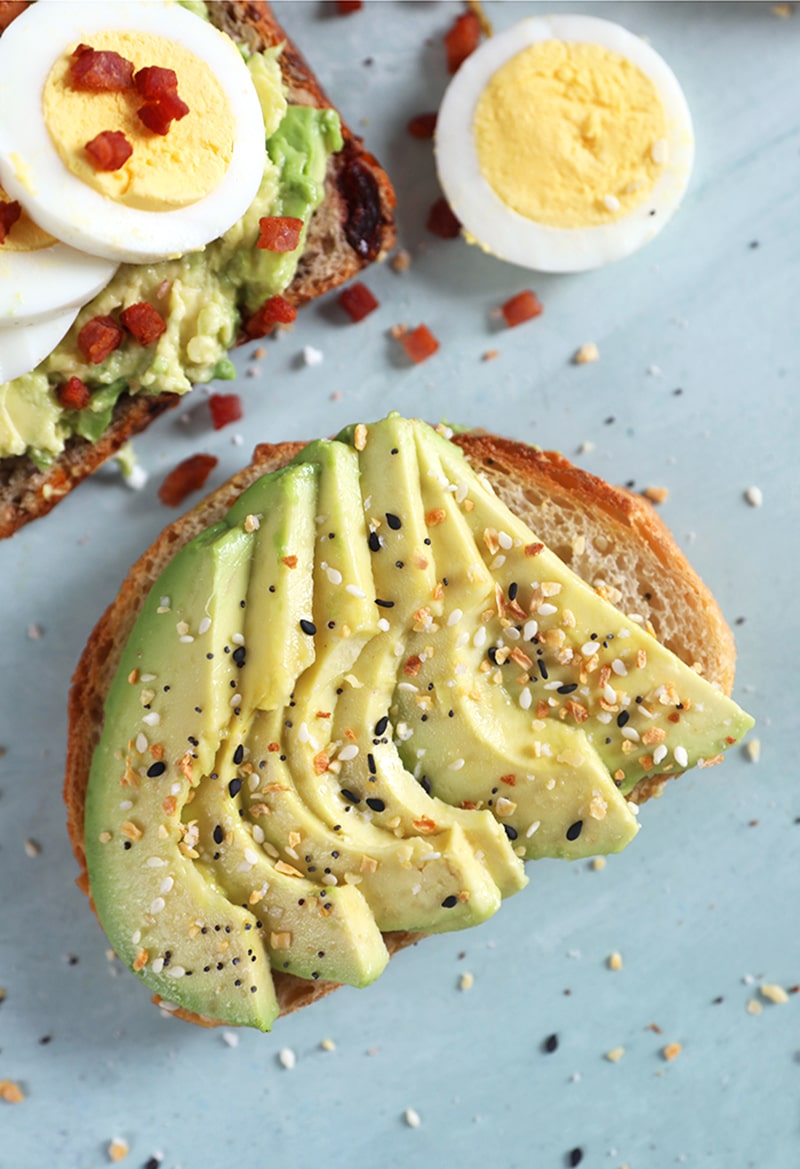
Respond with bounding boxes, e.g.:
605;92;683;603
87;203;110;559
0;237;116;327
0;0;266;264
435;15;695;273
0;303;79;384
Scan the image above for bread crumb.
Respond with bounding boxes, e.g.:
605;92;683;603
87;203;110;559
744;485;763;507
643;485;669;504
573;342;599;365
605;1046;625;1062
662;1042;683;1061
403;1107;422;1128
459;971;475;991
108;1138;129;1162
608;951;623;971
746;998;763;1015
591;857;606;871
760;983;790;1004
278;1047;296;1069
330;390;343;401
482;349;500;362
0;1080;25;1103
320;1037;336;1052
390;248;411;272
745;738;761;763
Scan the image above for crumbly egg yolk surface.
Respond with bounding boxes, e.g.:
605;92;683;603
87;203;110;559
473;40;668;230
43;29;235;213
0;183;54;251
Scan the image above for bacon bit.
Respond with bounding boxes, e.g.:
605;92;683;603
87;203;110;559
0;198;21;244
133;949;149;972
56;376;91;410
400;324;440;364
499;773;517;786
536;700;550;719
120;301;166;345
313;751;330;775
85;130;132;172
78;315;123;364
336;0;363;11
137;90;189;135
246;294;297;337
725;735;737;745
281;555;298;569
0;1080;25;1104
150;743;164;761
404;655;422;676
268;742;280;753
70;47;134;92
444;10;482;73
427;197;461;239
257;215;304;252
457;890;471;903
524;542;544;557
482;349;500;362
208;392;243;431
413;816;437;834
134;65;178;100
461;800;478;810
662;1042;683;1061
178;753;194;781
667;711;681;724
501;290;544;328
407;112;437;139
158;453;217;507
316;711;331;719
425;508;447;526
162;796;177;816
339;281;379;323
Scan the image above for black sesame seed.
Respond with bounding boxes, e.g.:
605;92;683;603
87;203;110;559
508;582;518;601
232;646;246;667
213;825;224;845
38;1035;52;1045
419;775;431;795
146;761;166;778
206;652;213;660
616;710;630;728
543;1033;559;1054
424;537;431;545
233;744;244;765
340;788;361;805
567;1149;584;1168
144;1158;163;1169
503;824;518;841
228;778;242;798
123;841;132;850
391;447;398;454
300;619;317;636
374;715;389;737
539;660;549;679
331;850;340;859
368;530;381;552
395;560;404;569
328;621;336;629
367;753;377;774
375;598;394;608
566;820;583;842
366;797;385;813
557;683;578;695
386;513;401;530
441;895;458;909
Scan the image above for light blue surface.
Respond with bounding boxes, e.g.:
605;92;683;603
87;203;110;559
2;3;799;1167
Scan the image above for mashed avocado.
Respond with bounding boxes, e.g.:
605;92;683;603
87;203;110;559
0;46;342;466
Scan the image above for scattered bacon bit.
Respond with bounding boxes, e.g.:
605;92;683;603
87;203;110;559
427;197;461;239
501;290;544;328
78;315;123;365
313;751;330;775
407;112;437;139
257;215;304;252
56;376;91;410
245;295;297;337
137;91;189;135
413;816;437;834
134;65;178;100
401;323;439;364
70;47;135;91
0;199;21;244
460;800;478;810
499;773;517;786
208;392;242;431
267;742;280;753
339;281;379;323
336;0;363;12
282;555;298;568
444;10;481;73
158;453;218;507
120;302;166;345
85;130;132;172
404;654;423;677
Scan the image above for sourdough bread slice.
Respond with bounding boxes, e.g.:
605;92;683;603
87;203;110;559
0;0;396;538
64;430;737;1024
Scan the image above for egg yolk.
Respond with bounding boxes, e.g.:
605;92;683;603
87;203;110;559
43;30;235;213
0;184;54;251
473;40;668;230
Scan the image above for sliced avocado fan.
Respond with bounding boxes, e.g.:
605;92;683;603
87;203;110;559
85;415;753;1030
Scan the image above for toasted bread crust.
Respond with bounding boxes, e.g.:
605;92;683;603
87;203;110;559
64;431;738;1025
0;1;396;538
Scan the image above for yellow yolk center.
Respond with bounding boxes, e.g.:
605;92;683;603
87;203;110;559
0;184;54;251
43;30;235;212
473;40;668;230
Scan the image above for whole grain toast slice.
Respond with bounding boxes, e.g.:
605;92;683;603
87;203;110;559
64;430;738;1025
0;0;396;539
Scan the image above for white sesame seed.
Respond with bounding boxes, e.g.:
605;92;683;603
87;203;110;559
603;684;618;705
278;1047;296;1070
674;745;689;768
252;825;264;844
447;608;464;626
498;531;512;550
150;897;166;914
139;673;156;683
404;1108;422;1128
526;820;541;838
621;727;640;742
449;757;465;771
744;486;763;507
338;744;359;761
142;712;160;726
198;617;212;635
179;635;194;644
378;617;390;633
221;1030;240;1048
611;659;627;676
326;566;343;585
168;966;186;979
146;856;167;868
603;194;620;212
245;848;259;865
653;744;668;765
596;711;612;724
346;584;366;598
581;641;600;656
537;603;558;616
159;877;174;895
745;739;761;763
151;957;164;974
473;626;487;648
135;732;148;753
298;722;310;743
490;554;506;569
229;694;242;708
651;137;669;164
523;620;538;640
519;688;532;711
302;345;324;366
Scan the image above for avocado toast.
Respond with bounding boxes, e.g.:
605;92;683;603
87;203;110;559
65;416;753;1030
0;1;395;537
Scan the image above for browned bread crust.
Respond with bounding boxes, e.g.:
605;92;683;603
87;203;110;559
0;1;396;539
64;430;738;1024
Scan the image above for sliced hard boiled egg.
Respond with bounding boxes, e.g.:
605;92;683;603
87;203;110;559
435;15;695;272
0;0;266;264
0;303;79;384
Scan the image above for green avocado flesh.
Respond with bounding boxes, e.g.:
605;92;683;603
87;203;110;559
0;45;342;464
85;415;754;1029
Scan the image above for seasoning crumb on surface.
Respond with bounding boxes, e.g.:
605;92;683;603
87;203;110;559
24;838;41;858
0;1080;25;1103
27;623;44;640
107;1137;129;1162
744;485;763;507
482;348;499;362
591;856;606;871
745;738;761;763
320;1037;336;1052
221;1030;239;1048
390;248;411;272
573;342;599;365
605;1046;625;1062
277;1047;296;1069
252;346;266;360
608;951;623;971
459;971;475;991
643;485;669;504
302;345;324;367
760;983;790;1004
746;998;763;1015
577;441;595;455
662;1042;683;1061
404;1107;422;1128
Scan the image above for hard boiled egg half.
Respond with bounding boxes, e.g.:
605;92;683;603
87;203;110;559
0;0;267;384
435;14;695;273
